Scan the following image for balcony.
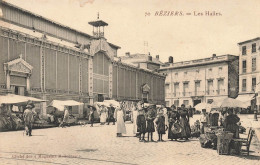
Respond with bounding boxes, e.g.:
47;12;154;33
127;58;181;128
183;92;191;97
216;89;226;95
242;68;247;73
206;90;215;95
173;92;181;97
165;93;172;98
192;91;205;96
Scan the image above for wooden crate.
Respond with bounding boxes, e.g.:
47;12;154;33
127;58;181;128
217;132;233;155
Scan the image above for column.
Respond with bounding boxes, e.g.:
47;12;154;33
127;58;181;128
6;72;10;90
88;58;94;104
136;71;138;99
78;98;83;118
26;76;30;91
108;63;112;98
42;94;47;116
116;65;119;98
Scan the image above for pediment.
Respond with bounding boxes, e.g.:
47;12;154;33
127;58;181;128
142;84;150;93
4;56;33;74
90;39;114;60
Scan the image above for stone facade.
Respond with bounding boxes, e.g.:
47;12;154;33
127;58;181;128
159;54;239;107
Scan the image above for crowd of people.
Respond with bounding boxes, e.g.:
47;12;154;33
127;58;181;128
8;99;243;143
89;101;193;142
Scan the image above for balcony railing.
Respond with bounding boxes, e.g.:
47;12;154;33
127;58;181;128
183;92;191;96
206;90;215;95
173;92;181;97
242;68;247;73
192;91;205;96
216;89;225;95
165;93;172;98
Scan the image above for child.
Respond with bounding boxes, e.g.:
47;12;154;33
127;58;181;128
145;106;156;142
155;108;166;142
137;108;146;142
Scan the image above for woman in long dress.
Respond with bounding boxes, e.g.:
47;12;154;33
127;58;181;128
162;105;169;130
224;108;240;138
114;105;126;137
132;103;138;136
168;105;180;141
178;104;191;140
100;105;107;125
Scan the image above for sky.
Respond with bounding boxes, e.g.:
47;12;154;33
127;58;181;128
4;0;260;63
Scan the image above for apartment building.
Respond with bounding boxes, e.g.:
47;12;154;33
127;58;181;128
237;37;260;108
159;54;239;107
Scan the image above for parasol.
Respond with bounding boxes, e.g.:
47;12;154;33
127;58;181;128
194;103;212;112
211;97;247;108
94;102;111;107
104;100;120;107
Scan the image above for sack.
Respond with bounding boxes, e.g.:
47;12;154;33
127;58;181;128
199;134;212;148
171;122;182;134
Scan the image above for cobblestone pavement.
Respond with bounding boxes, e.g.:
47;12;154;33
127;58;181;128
0;115;259;165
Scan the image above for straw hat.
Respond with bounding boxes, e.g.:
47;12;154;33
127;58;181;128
26;100;35;109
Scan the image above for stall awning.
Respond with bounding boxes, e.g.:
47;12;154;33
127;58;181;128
49;100;84;111
236;94;255;107
0;94;47;105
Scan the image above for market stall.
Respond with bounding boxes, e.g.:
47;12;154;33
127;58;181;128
199;97;248;155
48;100;83;125
0;94;47;131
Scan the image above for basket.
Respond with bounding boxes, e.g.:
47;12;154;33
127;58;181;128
171;123;182;134
216;132;233;155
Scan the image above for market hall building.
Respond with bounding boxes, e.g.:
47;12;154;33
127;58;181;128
0;2;166;117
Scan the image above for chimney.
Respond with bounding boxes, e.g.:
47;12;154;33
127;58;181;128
168;56;173;63
156;55;159;60
125;52;130;57
148;56;152;61
212;54;216;58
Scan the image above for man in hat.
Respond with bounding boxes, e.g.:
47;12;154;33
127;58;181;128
107;104;115;125
200;109;208;134
23;101;35;136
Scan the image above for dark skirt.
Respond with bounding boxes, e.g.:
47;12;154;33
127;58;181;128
179;117;191;138
226;123;239;138
168;122;179;139
137;115;146;133
146;120;155;133
157;116;165;134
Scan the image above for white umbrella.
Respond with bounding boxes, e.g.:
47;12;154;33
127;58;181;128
194;102;212;112
212;97;247;108
94;102;111;107
104;100;120;107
